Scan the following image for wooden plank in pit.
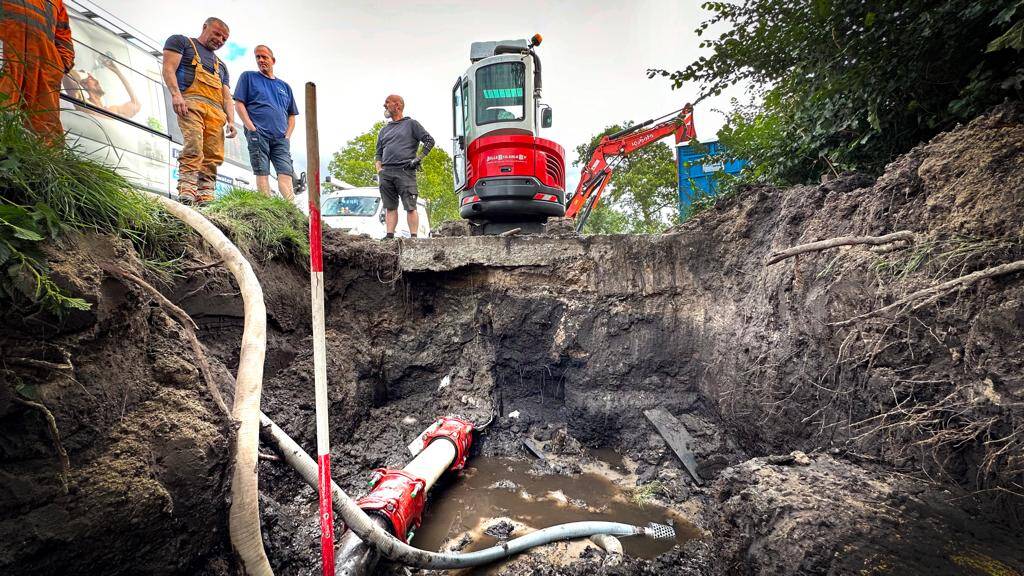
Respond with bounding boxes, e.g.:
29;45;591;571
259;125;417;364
644;408;704;486
522;438;547;460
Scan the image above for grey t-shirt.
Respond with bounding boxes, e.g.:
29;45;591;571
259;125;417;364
375;117;434;167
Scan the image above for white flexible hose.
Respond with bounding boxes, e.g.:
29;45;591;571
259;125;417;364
147;193;273;576
259;414;672;569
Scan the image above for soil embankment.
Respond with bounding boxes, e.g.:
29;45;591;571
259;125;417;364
2;104;1022;575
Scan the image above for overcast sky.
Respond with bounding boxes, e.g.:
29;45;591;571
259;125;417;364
97;0;745;189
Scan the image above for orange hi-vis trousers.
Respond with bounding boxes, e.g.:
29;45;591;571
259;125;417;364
0;0;75;138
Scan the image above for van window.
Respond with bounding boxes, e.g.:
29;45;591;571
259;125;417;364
323;196;381;217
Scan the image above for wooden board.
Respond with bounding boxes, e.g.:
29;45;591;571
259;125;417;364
644;408;704;486
522;438;547;460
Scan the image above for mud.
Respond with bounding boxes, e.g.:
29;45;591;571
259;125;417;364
2;103;1024;575
414;457;699;559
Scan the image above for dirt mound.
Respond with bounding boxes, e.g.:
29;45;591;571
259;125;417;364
706;454;1022;575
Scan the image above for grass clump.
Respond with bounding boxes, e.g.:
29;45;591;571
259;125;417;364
204;188;308;265
0;105;186;315
628;481;664;507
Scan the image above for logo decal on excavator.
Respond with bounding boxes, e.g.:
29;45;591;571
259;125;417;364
486;154;527;162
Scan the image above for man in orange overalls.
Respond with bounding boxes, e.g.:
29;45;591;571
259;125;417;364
162;17;236;205
0;0;76;139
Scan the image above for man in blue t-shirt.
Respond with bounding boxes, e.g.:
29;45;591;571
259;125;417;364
233;45;299;200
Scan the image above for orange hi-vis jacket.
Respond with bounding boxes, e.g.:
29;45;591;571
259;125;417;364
0;0;75;137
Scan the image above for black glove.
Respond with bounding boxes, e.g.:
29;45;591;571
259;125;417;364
407;157;422;170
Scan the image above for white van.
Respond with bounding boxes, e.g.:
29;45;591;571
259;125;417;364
296;187;431;238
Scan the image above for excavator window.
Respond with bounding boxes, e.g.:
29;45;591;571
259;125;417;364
475;62;525;125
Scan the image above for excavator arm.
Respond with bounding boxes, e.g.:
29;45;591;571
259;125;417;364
565;103;696;232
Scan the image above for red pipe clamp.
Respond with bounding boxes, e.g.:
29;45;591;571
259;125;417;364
422;416;475;471
355;469;426;542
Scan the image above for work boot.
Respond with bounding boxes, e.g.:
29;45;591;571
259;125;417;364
178;191;198;205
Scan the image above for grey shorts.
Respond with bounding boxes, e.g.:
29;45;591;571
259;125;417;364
379;168;418;211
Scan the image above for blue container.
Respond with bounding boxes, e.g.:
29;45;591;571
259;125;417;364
676;140;747;212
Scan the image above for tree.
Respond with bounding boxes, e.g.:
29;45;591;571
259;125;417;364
328;123;458;225
574;123;680;234
327;121;382;187
650;0;1024;185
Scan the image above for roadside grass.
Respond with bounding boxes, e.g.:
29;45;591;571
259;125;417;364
204;188;309;265
0;106;186;314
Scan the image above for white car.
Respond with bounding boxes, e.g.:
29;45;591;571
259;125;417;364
296;187;431;238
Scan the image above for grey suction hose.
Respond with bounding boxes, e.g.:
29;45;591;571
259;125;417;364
260;414;674;569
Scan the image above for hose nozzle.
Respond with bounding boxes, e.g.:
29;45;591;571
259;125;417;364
643;523;676;540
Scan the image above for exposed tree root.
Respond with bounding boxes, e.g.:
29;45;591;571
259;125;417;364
766;231;916;265
13;396;70;493
181;259;224;273
106;267;233;422
5;357;73;372
834;258;1024;327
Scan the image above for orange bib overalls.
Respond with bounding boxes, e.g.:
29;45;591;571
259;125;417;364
175;37;226;203
0;0;75;139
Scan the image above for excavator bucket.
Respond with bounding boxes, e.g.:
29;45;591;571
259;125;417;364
674;104;697;144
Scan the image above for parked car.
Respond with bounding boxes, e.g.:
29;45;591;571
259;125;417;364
295;187;431;238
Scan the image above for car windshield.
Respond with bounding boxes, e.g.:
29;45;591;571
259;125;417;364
322;196;380;217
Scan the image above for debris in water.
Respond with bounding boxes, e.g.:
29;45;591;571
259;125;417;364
484;519;516;540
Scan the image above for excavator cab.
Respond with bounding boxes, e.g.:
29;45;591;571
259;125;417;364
452;34;566;227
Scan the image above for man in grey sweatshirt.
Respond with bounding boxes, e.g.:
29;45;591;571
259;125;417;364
374;94;435;238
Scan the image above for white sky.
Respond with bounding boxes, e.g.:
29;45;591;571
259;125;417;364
98;0;745;190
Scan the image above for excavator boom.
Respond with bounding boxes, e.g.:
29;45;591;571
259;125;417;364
566;103;696;232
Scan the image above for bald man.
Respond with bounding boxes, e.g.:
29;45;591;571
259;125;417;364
374;94;434;238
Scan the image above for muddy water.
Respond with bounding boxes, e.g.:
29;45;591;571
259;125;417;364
414;457;700;560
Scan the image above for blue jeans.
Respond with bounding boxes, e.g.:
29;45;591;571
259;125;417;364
244;128;294;177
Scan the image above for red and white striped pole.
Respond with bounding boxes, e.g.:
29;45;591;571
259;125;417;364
305;81;335;576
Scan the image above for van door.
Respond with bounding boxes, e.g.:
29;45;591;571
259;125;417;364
451;77;467;191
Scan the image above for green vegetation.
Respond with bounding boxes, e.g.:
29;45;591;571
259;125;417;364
574;123;680;234
628;481;665;507
204;189;309;265
0;106;185;315
652;0;1024;186
328;122;458;225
